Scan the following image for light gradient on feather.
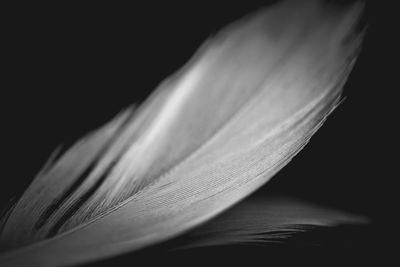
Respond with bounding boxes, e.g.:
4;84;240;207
0;1;365;266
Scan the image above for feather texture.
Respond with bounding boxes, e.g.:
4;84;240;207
0;0;364;266
172;195;369;249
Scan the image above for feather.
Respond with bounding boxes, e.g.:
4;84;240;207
0;0;365;266
171;195;369;249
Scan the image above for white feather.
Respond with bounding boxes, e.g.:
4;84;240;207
0;1;364;266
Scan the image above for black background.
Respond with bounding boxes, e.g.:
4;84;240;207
1;0;396;265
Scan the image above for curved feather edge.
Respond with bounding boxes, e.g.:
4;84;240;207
0;0;365;266
169;195;370;249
